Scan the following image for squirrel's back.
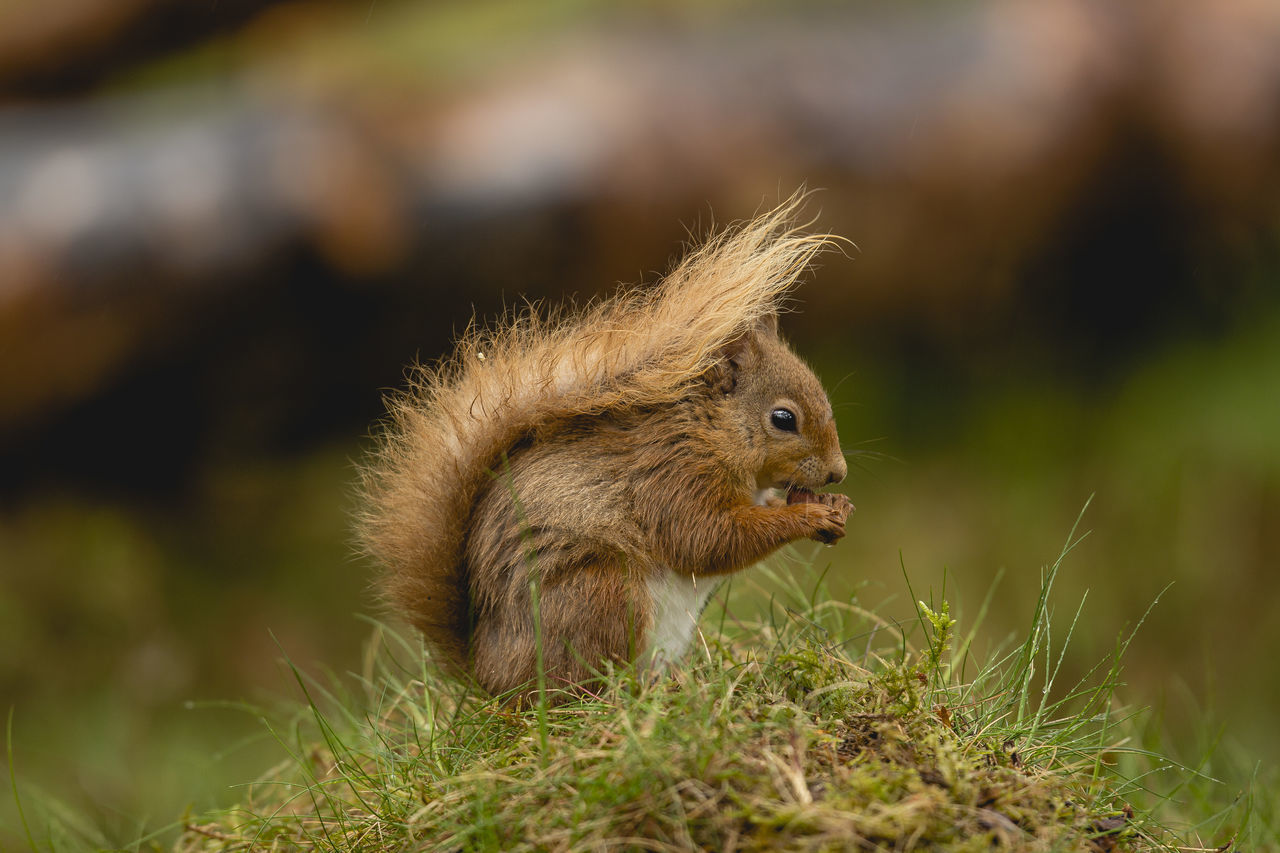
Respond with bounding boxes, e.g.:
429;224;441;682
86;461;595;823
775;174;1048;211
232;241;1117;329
357;197;849;691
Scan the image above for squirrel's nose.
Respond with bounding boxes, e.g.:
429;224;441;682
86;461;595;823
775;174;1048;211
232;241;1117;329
826;458;847;486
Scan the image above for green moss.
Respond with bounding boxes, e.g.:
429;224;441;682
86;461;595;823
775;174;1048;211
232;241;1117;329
160;554;1253;853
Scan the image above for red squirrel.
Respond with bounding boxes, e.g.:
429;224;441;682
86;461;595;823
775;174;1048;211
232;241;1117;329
358;198;853;699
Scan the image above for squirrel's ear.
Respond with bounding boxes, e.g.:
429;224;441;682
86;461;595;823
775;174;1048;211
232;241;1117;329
706;332;758;394
756;311;780;338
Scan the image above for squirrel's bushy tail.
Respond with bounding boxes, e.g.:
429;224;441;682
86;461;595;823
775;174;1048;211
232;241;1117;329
356;196;834;670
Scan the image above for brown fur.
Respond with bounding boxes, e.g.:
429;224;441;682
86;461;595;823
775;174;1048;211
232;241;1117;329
357;196;853;698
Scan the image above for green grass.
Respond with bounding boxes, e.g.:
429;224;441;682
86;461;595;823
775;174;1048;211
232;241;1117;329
7;521;1247;852
7;519;1276;852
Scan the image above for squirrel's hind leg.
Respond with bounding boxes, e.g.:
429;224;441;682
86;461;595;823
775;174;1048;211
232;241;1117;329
470;555;652;702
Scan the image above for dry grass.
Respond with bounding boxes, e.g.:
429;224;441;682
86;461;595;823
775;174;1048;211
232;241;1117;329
161;522;1259;852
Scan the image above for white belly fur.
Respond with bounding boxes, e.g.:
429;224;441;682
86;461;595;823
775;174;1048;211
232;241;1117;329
642;570;722;670
641;490;769;669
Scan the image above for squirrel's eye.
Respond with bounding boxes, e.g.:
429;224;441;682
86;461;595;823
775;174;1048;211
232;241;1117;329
770;408;797;432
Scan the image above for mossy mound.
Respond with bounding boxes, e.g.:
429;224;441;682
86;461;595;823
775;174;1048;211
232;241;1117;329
172;556;1222;852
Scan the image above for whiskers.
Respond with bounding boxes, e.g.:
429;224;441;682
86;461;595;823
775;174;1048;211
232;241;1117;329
839;439;898;477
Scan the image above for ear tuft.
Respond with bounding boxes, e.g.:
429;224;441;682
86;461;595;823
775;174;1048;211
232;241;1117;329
706;332;758;394
756;312;779;338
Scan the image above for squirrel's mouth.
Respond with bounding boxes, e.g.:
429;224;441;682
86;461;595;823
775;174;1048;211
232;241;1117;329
785;486;820;505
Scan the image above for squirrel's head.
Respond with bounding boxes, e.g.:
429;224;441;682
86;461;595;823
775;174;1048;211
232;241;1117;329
707;314;847;494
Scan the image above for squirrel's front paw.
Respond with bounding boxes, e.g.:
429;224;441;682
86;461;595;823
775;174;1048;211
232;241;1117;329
795;493;854;544
815;492;854;516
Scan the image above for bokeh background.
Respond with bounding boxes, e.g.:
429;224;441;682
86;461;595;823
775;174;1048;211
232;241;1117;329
2;0;1279;847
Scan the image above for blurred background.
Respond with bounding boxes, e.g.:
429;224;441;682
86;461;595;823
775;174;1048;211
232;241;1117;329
2;0;1279;846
